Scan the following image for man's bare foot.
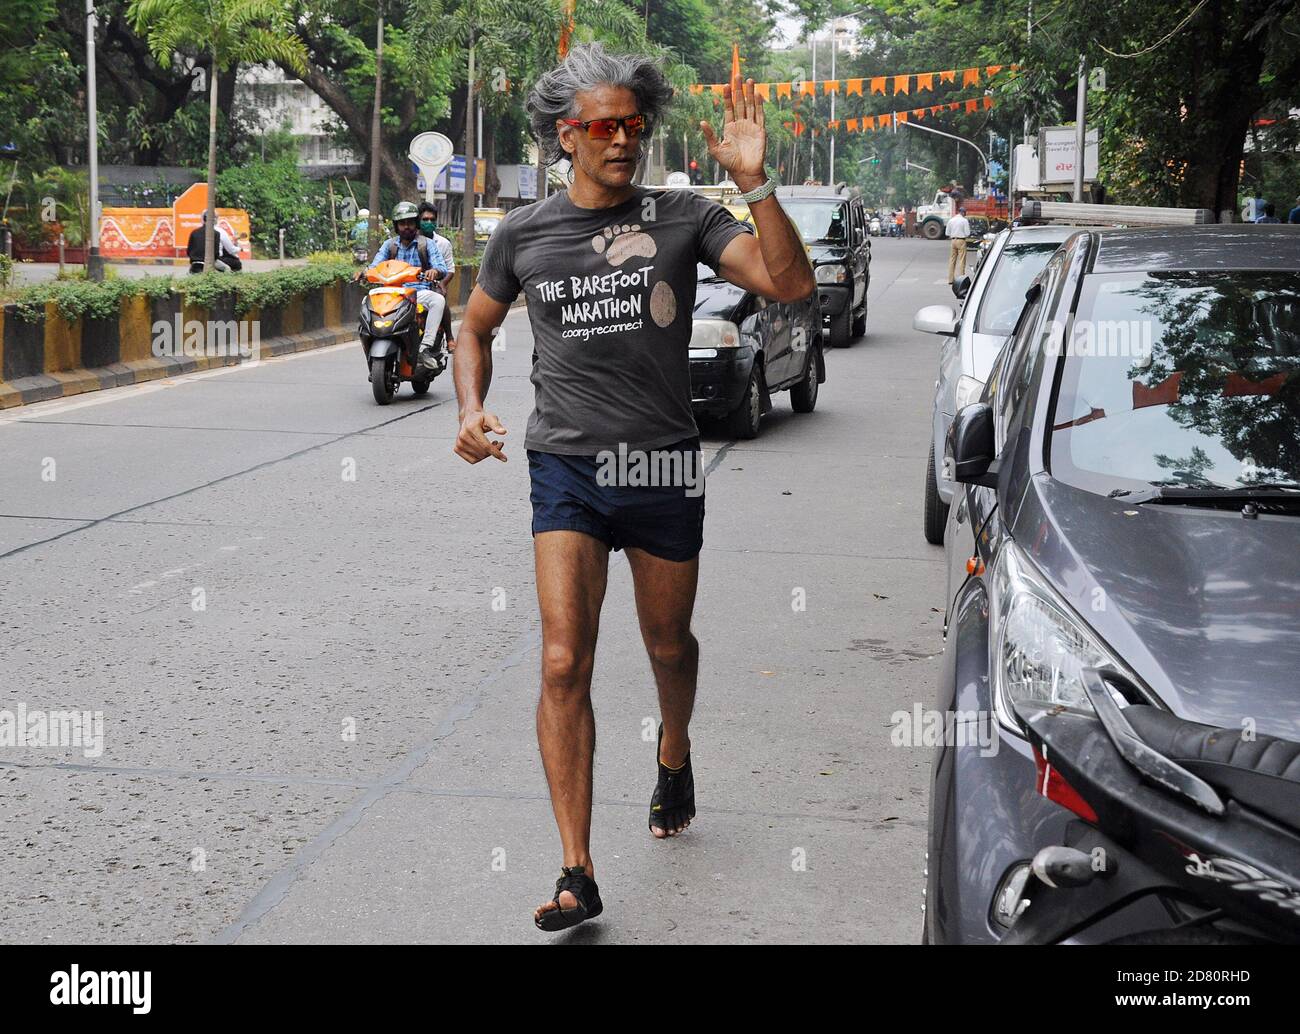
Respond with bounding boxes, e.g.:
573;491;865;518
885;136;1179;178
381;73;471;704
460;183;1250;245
534;864;602;930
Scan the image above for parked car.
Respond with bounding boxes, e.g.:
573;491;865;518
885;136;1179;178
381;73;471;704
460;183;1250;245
926;224;1300;944
689;262;824;439
913;225;1079;543
774;184;870;348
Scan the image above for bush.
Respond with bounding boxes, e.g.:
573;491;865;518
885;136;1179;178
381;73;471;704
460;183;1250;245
217;158;341;258
14;275;173;323
0;254;13;289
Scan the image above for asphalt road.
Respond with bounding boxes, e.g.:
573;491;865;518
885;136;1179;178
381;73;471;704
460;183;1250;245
0;236;953;944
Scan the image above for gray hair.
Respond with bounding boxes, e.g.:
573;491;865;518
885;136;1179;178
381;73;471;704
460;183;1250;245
526;42;674;166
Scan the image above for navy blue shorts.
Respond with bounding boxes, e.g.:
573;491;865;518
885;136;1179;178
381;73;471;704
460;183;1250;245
528;437;706;562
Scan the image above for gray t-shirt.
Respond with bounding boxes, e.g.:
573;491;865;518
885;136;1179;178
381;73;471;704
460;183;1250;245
475;185;753;454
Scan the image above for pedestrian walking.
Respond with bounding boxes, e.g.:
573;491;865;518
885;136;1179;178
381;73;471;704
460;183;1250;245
450;42;815;932
946;206;972;283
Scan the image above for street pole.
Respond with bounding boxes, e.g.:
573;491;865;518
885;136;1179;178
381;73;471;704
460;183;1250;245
808;32;816;182
462;26;477;258
1073;54;1086;202
829;27;837;185
366;2;384;257
84;0;103;280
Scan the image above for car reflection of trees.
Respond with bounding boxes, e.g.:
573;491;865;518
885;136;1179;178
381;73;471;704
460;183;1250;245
1122;273;1300;485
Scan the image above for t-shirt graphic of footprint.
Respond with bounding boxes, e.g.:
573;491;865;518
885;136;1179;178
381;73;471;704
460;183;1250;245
592;223;657;265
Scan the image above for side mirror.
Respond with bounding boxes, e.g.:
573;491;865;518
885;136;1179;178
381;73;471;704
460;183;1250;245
946;403;999;487
951;275;971;300
913;304;958;336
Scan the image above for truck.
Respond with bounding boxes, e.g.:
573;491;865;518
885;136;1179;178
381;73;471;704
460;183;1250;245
914;189;1009;240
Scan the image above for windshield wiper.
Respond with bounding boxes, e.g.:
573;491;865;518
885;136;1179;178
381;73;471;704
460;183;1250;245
1112;482;1300;506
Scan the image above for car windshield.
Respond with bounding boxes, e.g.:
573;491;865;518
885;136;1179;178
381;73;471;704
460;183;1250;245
1051;271;1300;494
975;241;1062;335
782;200;848;243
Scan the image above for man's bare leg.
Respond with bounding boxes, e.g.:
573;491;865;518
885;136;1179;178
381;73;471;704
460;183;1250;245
626;547;700;838
532;530;609;923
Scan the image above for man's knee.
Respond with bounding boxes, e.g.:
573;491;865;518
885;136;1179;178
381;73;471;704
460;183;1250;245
541;642;595;694
645;628;697;672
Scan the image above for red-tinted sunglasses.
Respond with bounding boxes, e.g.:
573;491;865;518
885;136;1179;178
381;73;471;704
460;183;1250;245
559;113;647;139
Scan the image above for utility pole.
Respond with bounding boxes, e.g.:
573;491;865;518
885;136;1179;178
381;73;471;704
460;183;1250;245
1073;53;1086;202
808;32;817;182
829;25;837;184
84;0;103;280
462;25;477;257
366;1;384;257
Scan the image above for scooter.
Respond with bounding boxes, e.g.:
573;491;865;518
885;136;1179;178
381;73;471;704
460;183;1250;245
999;668;1300;944
358;259;449;405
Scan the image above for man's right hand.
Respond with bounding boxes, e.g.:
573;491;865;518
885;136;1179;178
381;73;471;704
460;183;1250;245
454;409;508;463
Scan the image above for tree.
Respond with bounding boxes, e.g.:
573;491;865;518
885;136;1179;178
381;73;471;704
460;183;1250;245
129;0;307;268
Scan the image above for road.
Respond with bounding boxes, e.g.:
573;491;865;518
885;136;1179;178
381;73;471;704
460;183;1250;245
0;236;951;944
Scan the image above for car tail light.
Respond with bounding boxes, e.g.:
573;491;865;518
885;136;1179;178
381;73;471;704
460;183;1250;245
1032;746;1097;823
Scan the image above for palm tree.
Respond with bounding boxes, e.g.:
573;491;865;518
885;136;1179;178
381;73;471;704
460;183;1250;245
128;0;307;269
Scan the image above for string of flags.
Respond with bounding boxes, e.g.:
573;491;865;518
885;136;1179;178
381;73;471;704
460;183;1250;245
782;96;996;137
689;64;1018;99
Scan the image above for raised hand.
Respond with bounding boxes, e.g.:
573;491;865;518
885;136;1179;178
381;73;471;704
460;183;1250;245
699;75;767;188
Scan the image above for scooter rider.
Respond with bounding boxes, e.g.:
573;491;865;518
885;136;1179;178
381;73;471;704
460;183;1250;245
357;201;451;371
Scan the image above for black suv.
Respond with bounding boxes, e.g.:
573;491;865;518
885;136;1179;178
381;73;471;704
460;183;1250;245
774;184;871;348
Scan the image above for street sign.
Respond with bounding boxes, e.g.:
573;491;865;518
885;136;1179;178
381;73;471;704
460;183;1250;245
408;132;454;202
1038;127;1098;189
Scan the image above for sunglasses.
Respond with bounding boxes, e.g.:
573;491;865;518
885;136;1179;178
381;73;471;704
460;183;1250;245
559;113;647;140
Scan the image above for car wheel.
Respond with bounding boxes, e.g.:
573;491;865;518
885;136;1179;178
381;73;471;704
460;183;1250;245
924;443;950;545
922;219;944;241
790;347;820;413
852;296;867;338
829;306;852;348
726;366;763;439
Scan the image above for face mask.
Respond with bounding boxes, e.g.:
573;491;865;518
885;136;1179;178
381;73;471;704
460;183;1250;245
419;220;436;235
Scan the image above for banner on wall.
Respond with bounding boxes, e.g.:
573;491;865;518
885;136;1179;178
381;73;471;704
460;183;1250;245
98;183;251;262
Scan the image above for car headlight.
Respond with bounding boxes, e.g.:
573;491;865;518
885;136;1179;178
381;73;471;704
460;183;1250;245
690;319;741;349
954;374;984;410
815;263;847;284
989;541;1139;734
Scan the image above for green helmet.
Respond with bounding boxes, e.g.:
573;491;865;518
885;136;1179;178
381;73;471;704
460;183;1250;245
391;201;420;224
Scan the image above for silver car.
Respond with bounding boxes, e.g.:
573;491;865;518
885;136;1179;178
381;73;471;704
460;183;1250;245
912;225;1078;543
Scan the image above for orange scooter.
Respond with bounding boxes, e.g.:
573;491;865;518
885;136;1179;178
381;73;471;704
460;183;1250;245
358;260;451;404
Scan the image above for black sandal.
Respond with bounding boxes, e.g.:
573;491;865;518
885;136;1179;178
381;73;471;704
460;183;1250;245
649;724;695;836
534;865;603;932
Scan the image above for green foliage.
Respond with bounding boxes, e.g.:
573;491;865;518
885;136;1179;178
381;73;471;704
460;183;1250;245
0;254;13;289
216;156;338;256
13;273;174;323
175;257;353;315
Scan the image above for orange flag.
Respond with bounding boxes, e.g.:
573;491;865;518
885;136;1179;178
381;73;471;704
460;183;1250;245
777;81;792;99
985;64;1003;77
846;78;864;96
711;84;725;96
893;74;909;95
800;79;816;96
870;76;886;94
828;119;841;129
930;105;943;116
847;118;859;131
983;95;993;109
689;84;704;95
912;107;925;120
755;82;770;100
948;101;960;110
939;69;956;84
965;98;977;113
896;111;909;124
823;79;839;94
962;67;980;86
916;73;934;91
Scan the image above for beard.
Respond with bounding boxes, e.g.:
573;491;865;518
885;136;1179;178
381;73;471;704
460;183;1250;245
571;139;646;186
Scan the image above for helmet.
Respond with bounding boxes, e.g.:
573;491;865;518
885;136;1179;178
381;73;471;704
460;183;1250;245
391;201;419;223
356;208;369;219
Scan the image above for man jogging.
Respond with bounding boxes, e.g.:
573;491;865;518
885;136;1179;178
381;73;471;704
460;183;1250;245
451;42;814;931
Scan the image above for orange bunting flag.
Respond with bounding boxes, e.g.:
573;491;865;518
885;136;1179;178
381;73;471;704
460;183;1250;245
930;105;943;116
912;107;925;120
983;95;993;109
916;73;934;92
689;84;704;95
965;98;977;113
847;118;859;131
870;76;886;95
985;64;1003;77
777;81;792;99
893;74;909;95
823;79;839;94
711;84;725;96
896;111;909;124
846;78;864;96
755;82;770;100
829;119;841;129
948;101;960;110
962;67;980;86
800;79;816;96
939;69;956;84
